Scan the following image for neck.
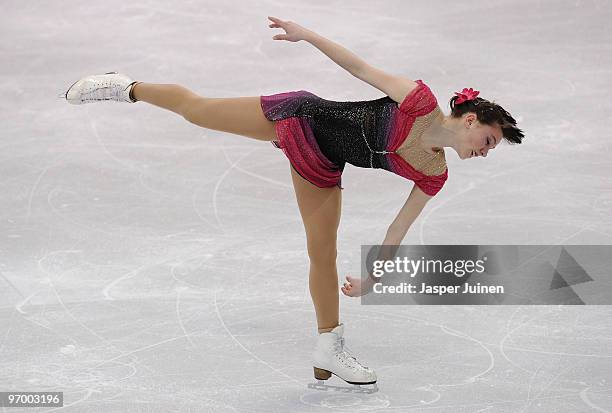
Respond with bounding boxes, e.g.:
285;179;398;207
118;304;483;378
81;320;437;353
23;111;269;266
419;115;463;154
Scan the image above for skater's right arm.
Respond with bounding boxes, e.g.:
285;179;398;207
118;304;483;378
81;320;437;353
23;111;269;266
268;16;417;104
269;16;367;77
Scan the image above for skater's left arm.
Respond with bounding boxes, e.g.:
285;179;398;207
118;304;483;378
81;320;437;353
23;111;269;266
343;185;432;297
386;184;432;243
360;185;431;286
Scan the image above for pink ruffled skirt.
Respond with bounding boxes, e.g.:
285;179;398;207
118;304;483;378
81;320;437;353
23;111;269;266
260;91;344;190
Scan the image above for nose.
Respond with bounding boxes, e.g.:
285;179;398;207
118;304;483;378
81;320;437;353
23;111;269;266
479;147;489;157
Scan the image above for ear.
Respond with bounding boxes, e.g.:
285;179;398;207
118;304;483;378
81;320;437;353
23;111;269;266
464;113;476;127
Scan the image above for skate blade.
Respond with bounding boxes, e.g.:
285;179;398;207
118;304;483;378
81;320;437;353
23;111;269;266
59;76;81;101
307;380;379;394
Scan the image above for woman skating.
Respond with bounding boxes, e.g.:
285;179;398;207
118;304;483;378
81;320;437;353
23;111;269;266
61;16;524;387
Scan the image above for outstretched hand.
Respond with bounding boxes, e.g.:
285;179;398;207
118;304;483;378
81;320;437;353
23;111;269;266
341;274;376;297
268;16;312;42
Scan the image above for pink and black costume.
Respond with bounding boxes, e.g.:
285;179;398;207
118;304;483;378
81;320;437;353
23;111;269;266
260;79;448;196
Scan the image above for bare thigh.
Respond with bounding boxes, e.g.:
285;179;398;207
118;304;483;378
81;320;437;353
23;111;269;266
290;165;342;265
182;96;277;141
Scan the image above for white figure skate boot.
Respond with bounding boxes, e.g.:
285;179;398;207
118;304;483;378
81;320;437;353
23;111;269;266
61;72;140;104
312;323;377;385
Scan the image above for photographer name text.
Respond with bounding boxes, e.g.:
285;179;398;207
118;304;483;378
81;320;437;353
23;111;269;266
373;282;504;295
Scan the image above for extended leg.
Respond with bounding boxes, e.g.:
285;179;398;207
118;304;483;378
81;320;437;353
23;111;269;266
132;83;277;141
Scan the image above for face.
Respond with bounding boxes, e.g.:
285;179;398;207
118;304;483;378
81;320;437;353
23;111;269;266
457;113;503;160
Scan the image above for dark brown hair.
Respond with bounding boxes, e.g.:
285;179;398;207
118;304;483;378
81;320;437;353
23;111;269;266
449;96;524;144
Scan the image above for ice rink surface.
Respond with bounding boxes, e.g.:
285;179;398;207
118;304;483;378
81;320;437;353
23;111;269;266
1;0;611;411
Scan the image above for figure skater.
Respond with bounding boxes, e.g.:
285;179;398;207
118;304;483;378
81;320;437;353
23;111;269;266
60;16;524;387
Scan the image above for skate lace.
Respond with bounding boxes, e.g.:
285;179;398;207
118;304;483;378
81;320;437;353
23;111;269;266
87;86;117;101
84;81;129;102
334;337;365;368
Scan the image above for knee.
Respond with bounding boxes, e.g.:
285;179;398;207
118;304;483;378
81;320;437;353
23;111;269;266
307;241;338;268
179;93;206;122
180;100;201;124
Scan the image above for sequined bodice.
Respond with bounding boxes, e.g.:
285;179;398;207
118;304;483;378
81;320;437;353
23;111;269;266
283;93;447;177
286;95;395;169
261;79;449;196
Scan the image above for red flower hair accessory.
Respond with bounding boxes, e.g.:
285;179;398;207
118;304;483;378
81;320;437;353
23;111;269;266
454;87;480;104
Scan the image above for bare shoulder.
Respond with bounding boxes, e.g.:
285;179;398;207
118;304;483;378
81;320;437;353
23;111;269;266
354;64;419;104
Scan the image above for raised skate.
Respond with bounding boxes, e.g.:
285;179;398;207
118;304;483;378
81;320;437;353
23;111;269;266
60;72;139;104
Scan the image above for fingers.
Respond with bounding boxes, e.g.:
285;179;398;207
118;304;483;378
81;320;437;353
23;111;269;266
342;274;357;296
268;16;286;40
268;16;284;27
343;282;352;293
344;276;353;290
